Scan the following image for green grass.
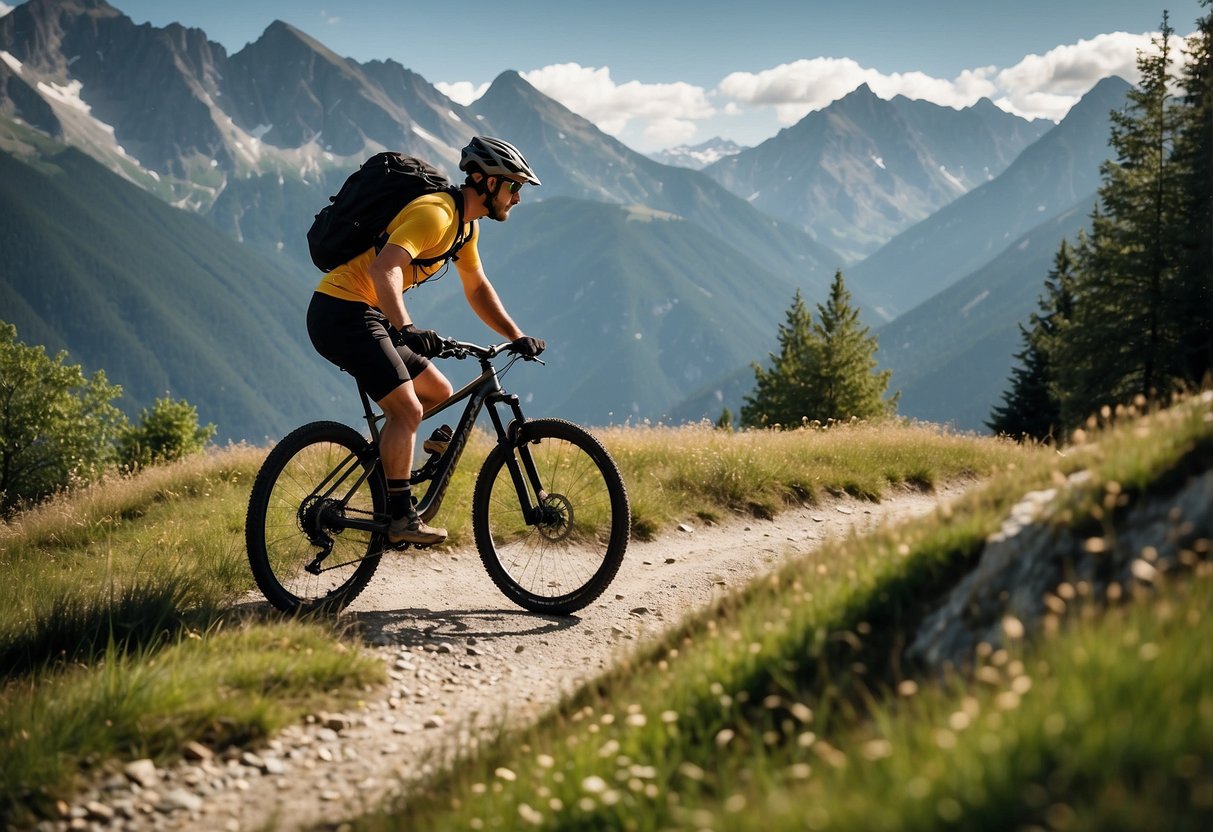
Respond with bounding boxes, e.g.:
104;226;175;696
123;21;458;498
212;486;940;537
0;412;1127;828
605;418;1012;537
0;620;384;824
0;446;388;827
347;395;1213;831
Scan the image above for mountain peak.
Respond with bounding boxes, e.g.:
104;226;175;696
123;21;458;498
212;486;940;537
257;19;315;47
24;0;121;14
237;18;348;68
263;19;301;37
1061;75;1132;124
830;82;885;115
479;69;559;115
1;0;124;73
1087;74;1132;96
485;70;534;96
845;82;880;101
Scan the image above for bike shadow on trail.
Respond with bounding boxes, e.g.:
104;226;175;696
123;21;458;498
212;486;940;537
348;607;580;648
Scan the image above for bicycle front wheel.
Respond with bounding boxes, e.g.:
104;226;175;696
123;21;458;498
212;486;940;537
473;418;630;615
246;421;385;613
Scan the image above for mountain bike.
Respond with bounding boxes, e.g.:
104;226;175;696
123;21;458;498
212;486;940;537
245;340;630;615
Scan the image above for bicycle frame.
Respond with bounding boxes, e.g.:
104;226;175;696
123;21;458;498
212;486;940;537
318;343;546;544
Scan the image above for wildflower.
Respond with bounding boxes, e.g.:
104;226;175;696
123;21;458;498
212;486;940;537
995;691;1021;711
678;762;705;781
814;741;847;768
862;739;893;760
1131;559;1158;582
581;775;608;794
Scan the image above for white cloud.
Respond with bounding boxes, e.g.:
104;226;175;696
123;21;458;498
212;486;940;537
718;58;1004;124
718;59;1006;123
519;64;714;137
644;117;698;147
436;80;490;105
994;32;1155;119
717;30;1178;124
438;28;1188;150
319;10;340;25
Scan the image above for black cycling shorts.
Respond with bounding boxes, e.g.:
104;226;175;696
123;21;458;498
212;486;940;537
307;292;430;402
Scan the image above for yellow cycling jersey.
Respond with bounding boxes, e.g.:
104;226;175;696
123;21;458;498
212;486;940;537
314;191;480;306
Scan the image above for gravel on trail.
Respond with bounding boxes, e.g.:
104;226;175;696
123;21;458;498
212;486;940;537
50;487;956;832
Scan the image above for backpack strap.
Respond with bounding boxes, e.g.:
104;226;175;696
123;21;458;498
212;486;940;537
373;186;472;271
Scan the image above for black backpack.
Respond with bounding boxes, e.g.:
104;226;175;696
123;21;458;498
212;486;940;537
306;152;472;273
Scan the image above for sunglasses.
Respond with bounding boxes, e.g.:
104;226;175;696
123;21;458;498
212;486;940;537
500;178;526;194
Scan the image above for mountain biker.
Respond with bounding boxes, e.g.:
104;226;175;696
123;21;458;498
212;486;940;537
306;136;545;546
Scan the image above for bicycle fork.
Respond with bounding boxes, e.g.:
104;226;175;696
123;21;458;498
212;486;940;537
485;392;553;527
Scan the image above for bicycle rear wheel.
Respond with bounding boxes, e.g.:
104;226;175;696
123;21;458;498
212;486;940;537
246;421;385;613
473;418;629;615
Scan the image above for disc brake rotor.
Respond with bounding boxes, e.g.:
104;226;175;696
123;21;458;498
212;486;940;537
536;493;574;542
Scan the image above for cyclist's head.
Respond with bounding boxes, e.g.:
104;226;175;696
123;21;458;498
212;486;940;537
459;136;541;189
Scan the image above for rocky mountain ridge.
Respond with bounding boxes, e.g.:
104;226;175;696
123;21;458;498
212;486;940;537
704;83;1050;262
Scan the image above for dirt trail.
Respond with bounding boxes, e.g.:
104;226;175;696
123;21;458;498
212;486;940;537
65;487;960;831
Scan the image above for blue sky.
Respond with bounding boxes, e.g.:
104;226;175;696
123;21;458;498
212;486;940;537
12;0;1204;151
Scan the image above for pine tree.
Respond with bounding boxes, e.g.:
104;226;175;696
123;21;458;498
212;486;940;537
1174;1;1213;383
987;240;1076;441
741;273;896;427
741;290;819;428
809;271;897;421
1054;16;1187;424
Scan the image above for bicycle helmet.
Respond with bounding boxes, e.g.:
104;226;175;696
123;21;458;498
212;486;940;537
459;136;541;186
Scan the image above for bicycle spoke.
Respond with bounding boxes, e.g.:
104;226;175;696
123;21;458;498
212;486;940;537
246;423;385;612
473;419;629;614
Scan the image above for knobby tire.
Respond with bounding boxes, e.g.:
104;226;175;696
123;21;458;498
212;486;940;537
472;418;629;615
245;421;385;613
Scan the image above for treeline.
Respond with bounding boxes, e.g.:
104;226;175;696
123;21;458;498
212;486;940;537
990;10;1213;441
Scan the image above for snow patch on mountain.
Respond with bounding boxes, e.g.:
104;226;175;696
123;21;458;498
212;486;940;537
938;165;966;192
649;138;747;170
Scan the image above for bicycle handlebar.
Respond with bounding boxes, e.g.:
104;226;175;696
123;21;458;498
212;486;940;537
437;339;544;364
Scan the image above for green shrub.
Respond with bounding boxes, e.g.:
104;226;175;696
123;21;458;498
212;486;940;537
117;395;217;471
0;322;126;512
